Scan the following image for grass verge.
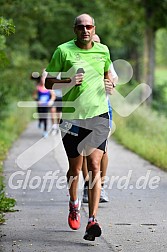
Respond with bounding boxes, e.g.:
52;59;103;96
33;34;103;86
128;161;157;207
112;104;167;171
0;102;34;223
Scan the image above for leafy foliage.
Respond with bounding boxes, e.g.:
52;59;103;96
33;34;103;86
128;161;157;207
0;194;15;212
0;188;16;224
0;17;15;36
0;17;15;69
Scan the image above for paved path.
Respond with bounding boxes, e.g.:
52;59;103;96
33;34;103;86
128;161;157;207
0;121;167;252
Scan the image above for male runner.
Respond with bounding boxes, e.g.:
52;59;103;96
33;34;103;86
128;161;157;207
45;14;114;241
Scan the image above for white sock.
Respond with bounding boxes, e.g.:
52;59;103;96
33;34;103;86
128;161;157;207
88;216;94;222
52;124;58;130
70;198;79;205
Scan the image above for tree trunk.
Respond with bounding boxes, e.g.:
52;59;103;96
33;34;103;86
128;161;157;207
142;26;155;105
129;48;140;81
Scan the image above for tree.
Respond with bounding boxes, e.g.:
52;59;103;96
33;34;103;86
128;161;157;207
141;0;167;104
2;0;167;105
105;0;167;104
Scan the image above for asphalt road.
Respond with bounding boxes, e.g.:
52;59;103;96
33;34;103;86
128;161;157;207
0;121;167;252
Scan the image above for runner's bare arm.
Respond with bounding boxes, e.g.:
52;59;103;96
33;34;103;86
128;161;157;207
104;70;115;95
45;73;84;90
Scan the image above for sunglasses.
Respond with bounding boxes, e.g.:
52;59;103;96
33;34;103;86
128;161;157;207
75;25;94;31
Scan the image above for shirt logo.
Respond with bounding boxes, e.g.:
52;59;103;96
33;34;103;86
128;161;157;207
92;56;104;61
74;53;81;61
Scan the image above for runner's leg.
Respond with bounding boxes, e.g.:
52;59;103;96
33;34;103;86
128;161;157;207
86;149;103;217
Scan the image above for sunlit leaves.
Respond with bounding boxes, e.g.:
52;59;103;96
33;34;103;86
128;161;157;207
0;17;15;36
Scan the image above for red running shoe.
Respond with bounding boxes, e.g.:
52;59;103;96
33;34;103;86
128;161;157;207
83;216;102;241
68;201;81;230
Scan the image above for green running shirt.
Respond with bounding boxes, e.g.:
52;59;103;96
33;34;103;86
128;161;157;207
46;39;111;119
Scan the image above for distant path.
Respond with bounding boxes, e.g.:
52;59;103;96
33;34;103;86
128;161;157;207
0;121;167;252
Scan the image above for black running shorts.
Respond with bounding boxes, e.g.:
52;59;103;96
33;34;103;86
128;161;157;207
60;112;110;158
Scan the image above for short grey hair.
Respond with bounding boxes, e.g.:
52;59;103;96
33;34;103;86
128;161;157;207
74;14;95;26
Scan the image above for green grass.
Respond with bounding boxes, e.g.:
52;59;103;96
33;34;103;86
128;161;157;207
113;105;167;171
111;67;167;170
152;67;167;114
0;102;34;223
155;67;167;85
